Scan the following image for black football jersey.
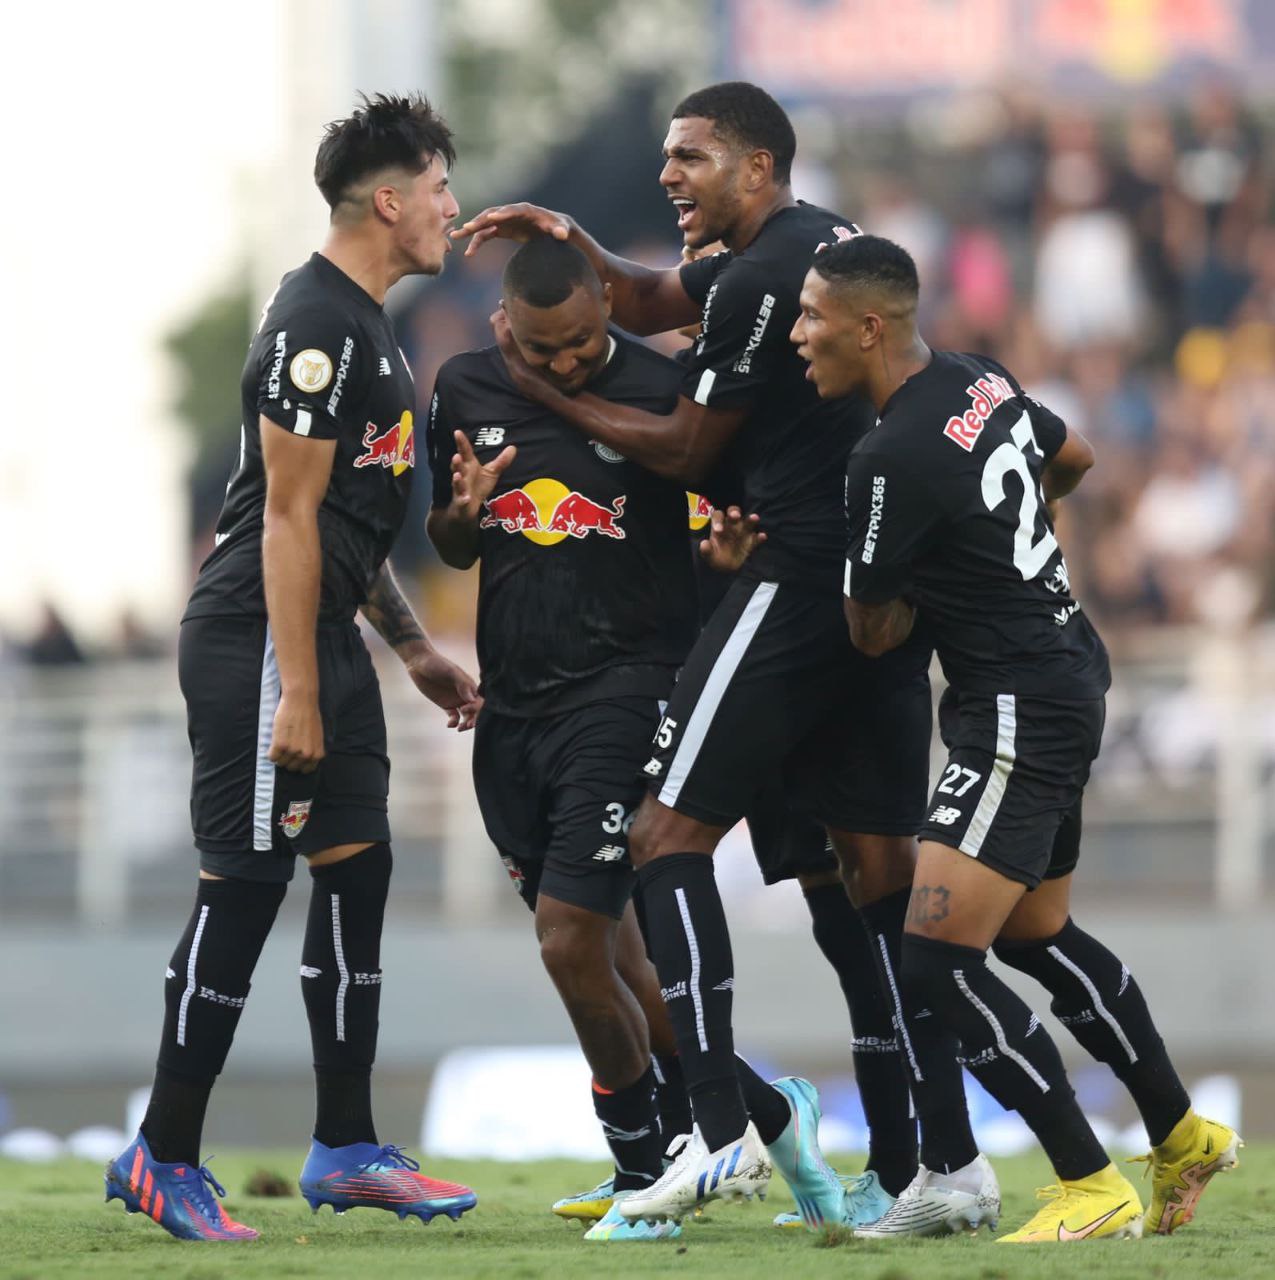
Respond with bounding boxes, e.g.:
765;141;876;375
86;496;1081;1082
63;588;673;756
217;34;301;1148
843;350;1111;699
427;335;698;716
185;253;416;623
679;202;877;590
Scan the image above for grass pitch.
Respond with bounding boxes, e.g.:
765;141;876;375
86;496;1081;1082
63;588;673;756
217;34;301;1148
0;1145;1269;1280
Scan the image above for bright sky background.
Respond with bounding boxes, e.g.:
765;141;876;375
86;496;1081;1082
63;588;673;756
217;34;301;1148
0;2;280;644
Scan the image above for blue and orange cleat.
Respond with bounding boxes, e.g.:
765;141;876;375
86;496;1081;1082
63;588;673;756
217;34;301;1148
299;1139;477;1223
104;1132;259;1241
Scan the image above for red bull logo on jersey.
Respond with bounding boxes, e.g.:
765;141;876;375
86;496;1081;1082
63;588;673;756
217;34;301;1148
480;478;626;545
687;492;712;531
354;410;415;475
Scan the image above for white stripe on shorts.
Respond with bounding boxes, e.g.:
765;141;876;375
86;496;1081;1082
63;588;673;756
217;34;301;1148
252;625;281;851
657;581;777;809
959;693;1016;858
693;369;717;406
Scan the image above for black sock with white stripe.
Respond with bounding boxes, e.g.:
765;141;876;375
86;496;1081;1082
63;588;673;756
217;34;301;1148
593;1066;665;1191
861;891;975;1175
302;844;391;1148
994;920;1190;1146
805;884;918;1194
635;853;748;1152
902;933;1109;1181
653;1053;694;1143
146;876;286;1164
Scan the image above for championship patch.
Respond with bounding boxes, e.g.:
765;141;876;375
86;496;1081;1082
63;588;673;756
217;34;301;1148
278;799;313;838
290;348;334;393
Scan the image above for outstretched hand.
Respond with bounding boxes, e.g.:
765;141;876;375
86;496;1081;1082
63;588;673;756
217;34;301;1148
699;505;766;573
450;203;573;258
451;429;516;520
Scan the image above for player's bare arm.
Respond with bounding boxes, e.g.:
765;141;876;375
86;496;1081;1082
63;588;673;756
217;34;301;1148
425;429;517;569
1041;425;1095;500
491;309;742;484
261;415;336;773
360;561;482;731
453;203;700;335
845;596;917;658
699;505;766;574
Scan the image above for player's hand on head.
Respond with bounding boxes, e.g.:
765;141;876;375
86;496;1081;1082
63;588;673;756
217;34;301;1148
699;505;766;574
268;695;326;773
450;203;573;258
406;649;483;731
451;430;516;518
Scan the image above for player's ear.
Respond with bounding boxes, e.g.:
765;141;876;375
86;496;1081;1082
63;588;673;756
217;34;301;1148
746;148;773;192
601;281;613;319
372;184;400;224
860;311;885;350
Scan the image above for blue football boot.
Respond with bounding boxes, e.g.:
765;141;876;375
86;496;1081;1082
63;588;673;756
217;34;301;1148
299;1139;477;1223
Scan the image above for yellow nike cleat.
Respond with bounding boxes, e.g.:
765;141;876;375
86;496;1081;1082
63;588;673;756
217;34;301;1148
997;1163;1143;1243
551;1175;614;1222
1129;1111;1242;1235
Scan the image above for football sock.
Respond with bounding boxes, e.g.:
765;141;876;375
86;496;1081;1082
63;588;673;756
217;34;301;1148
805;883;918;1194
635;853;748;1151
302;844;391;1148
145;876;287;1164
902;933;1108;1181
592;1067;665;1191
653;1053;694;1141
994;919;1191;1146
734;1055;793;1146
860;890;975;1175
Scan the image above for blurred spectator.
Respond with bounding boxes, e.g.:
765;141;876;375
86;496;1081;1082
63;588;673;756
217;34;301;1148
25;604;87;667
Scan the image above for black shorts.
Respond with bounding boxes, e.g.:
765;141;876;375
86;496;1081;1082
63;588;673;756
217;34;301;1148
180;616;390;883
473;697;662;920
643;577;931;835
744;779;837;885
918;688;1105;888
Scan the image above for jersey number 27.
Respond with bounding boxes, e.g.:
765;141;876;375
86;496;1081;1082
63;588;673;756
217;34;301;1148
980;410;1059;580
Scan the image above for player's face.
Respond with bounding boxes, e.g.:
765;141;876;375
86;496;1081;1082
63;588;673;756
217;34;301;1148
660;116;746;250
791;270;864;398
504;283;613;395
395;154;460;276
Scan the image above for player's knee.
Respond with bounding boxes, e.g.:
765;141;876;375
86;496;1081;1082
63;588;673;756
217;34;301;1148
538;924;611;999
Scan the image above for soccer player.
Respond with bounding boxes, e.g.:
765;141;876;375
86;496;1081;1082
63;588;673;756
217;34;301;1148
796;233;1240;1242
105;94;480;1241
452;81;972;1229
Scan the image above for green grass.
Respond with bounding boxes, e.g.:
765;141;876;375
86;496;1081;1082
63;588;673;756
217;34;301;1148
0;1146;1268;1280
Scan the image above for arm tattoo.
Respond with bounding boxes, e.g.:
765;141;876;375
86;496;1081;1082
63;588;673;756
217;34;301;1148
361;563;425;653
906;884;951;929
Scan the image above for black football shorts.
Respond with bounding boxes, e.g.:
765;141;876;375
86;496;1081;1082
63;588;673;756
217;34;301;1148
473;697;663;920
918;687;1105;888
643;576;931;837
744;778;838;885
180;616;390;883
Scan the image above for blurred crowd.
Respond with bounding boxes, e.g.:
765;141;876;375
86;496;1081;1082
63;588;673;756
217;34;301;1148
844;81;1274;638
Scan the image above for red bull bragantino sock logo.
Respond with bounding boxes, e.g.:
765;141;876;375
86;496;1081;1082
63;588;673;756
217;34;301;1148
480;479;626;544
354;410;414;476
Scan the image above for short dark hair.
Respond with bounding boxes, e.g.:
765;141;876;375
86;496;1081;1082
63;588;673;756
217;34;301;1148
672;82;796;185
812;235;920;306
503;238;602;308
314;92;455;211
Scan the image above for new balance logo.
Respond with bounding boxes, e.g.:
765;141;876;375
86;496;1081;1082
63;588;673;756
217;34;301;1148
300;965;322;978
929;805;962;826
712;978;735;993
474;427;506;447
165;967;176;979
378;356;393;376
643;758;663;776
1026;1014;1041;1036
593;844;626;862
